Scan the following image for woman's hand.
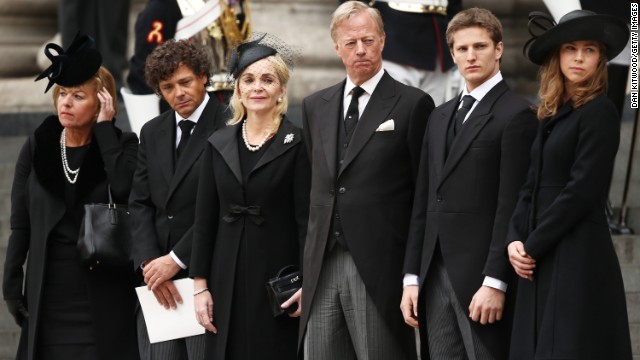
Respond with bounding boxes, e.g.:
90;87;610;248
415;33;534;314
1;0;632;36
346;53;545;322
194;289;217;333
281;288;302;318
507;241;536;281
96;87;115;123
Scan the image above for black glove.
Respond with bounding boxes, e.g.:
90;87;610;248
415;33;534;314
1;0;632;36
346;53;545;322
5;298;28;326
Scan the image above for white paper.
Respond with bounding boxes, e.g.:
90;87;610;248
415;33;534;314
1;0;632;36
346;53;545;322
135;278;206;343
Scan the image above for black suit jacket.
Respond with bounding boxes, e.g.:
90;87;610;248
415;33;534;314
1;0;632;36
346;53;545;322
403;80;537;359
300;71;434;355
130;96;227;278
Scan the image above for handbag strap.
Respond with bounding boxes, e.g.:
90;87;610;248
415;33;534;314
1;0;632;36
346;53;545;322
277;265;299;278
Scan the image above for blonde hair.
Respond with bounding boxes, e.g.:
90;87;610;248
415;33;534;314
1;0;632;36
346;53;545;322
52;66;118;115
536;44;608;120
228;54;290;133
330;1;384;44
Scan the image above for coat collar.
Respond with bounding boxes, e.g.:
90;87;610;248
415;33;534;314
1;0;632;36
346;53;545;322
32;115;120;201
543;99;573;129
438;80;509;189
208;116;302;184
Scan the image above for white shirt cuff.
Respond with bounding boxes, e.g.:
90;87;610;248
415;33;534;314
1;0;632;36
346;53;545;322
170;251;187;270
483;276;507;292
403;273;419;287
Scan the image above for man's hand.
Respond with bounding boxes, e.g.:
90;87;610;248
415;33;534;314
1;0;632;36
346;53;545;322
151;280;183;310
400;285;419;328
281;289;302;318
143;254;181;290
194;290;217;333
507;240;536;281
469;285;504;325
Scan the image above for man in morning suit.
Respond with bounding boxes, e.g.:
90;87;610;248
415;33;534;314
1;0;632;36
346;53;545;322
300;2;434;359
129;39;227;360
400;8;537;360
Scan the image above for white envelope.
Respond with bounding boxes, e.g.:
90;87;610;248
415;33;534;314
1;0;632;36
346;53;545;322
136;278;206;343
376;119;395;132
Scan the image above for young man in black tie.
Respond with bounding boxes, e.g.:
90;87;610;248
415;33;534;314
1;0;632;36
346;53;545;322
129;39;227;359
401;8;537;360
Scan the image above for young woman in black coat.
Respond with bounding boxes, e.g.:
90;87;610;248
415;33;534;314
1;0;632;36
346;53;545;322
506;10;632;360
2;36;139;360
190;34;310;360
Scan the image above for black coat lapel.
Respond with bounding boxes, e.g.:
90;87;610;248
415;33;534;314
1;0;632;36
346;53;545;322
438;81;508;189
340;72;398;177
154;112;175;185
209;124;242;184
317;82;344;181
432;97;459;180
543;100;573;129
168;97;220;200
251;118;301;175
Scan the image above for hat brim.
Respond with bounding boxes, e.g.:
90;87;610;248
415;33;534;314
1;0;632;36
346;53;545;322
525;14;629;65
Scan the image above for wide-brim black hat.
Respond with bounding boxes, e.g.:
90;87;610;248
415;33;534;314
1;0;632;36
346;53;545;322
524;10;629;65
35;34;102;92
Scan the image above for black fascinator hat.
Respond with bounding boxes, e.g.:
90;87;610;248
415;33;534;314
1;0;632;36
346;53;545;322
35;34;102;93
228;32;300;79
524;10;629;66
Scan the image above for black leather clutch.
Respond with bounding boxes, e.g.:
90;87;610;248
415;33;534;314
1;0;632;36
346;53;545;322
265;265;302;317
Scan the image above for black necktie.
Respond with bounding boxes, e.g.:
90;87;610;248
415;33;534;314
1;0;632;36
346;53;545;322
345;86;366;138
176;120;196;158
454;95;476;135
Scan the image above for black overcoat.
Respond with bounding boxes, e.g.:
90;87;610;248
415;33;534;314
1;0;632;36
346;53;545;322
507;96;632;359
190;119;310;360
2;116;139;360
403;80;538;359
299;71;434;357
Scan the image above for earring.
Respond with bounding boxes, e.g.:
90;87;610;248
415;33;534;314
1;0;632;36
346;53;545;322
277;97;283;103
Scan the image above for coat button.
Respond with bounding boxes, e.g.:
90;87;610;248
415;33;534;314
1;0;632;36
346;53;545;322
436;195;443;202
168;215;174;219
338;187;346;194
329;189;335;196
335;213;340;220
334;231;341;237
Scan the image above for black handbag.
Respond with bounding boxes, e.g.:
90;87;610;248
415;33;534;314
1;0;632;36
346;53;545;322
265;265;302;317
77;185;133;269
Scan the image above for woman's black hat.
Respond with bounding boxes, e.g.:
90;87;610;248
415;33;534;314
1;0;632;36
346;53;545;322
228;32;300;80
35;34;102;93
229;35;277;79
524;10;629;65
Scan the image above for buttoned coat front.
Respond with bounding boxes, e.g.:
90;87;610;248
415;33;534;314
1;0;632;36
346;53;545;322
190;119;310;359
507;96;632;360
299;72;434;357
130;96;226;278
403;80;538;359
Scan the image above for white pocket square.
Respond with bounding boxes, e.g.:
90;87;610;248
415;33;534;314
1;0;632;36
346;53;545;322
376;119;395;132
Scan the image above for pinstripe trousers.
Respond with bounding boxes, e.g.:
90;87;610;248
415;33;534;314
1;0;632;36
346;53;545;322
304;246;407;360
136;307;207;360
422;255;494;360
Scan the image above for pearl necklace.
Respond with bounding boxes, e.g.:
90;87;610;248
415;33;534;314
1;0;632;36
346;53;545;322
242;120;273;152
59;129;80;184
